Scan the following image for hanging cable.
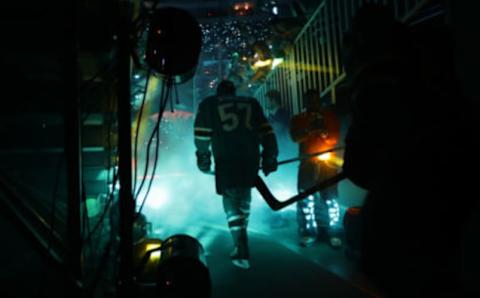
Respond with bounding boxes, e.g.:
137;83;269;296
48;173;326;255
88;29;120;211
81;179;94;256
169;80;175;112
136;115;161;218
133;68;152;194
82;165;119;245
134;80;164;200
81;92;119;248
136;78;172;217
174;82;180;105
134;77;170;200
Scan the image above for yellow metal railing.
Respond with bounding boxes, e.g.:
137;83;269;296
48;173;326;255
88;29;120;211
255;0;431;115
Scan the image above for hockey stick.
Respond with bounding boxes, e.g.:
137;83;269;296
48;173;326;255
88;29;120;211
204;146;344;175
275;146;345;167
254;172;347;211
203;171;346;211
203;147;346;210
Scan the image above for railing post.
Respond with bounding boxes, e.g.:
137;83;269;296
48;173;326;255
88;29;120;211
63;0;83;293
253;0;434;118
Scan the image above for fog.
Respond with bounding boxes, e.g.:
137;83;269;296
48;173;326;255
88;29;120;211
132;88;367;251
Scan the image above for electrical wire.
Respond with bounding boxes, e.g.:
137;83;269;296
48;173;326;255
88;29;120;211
81;180;94;257
133;78;169;200
82;112;117;292
169;79;175;112
133;81;164;200
133;68;152;194
79;9;156;291
82;167;118;246
136;79;172;217
136;117;161;218
81;120;118;246
174;79;180;105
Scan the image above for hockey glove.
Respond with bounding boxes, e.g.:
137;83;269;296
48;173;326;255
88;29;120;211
262;157;278;176
196;151;211;173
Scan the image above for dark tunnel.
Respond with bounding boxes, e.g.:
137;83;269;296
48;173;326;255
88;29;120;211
0;1;479;298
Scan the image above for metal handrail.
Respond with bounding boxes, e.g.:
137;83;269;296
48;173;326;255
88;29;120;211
0;172;65;265
255;0;434;113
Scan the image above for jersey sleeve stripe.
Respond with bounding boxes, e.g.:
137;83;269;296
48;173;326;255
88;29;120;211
194;130;212;137
194;127;213;132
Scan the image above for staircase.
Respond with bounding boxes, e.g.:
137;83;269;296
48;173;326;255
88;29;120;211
0;0;120;295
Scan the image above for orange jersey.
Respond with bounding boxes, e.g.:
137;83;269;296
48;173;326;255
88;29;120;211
289;109;340;156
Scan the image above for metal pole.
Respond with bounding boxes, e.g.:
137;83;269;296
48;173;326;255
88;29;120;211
117;1;134;297
63;0;82;293
313;18;322;91
291;44;300;114
193;72;197;114
324;4;334;89
276;146;345;167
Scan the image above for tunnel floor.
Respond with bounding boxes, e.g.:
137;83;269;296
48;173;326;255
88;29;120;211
154;213;380;298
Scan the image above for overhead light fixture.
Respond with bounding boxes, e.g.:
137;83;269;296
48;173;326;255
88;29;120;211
146;7;202;83
233;2;254;15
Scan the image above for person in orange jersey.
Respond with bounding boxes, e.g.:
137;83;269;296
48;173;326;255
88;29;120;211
289;89;342;248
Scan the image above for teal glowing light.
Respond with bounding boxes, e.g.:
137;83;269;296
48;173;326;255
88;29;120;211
86;196;100;218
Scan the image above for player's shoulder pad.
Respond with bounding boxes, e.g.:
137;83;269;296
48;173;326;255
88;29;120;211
198;96;217;109
237;96;261;106
200;95;217;104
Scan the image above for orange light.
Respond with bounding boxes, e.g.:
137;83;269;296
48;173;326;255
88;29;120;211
234;4;240;10
332;156;344;167
317;153;344;167
317;152;332;161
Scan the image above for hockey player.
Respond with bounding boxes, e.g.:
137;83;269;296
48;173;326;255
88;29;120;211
194;80;278;269
265;89;291;141
289;89;342;248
